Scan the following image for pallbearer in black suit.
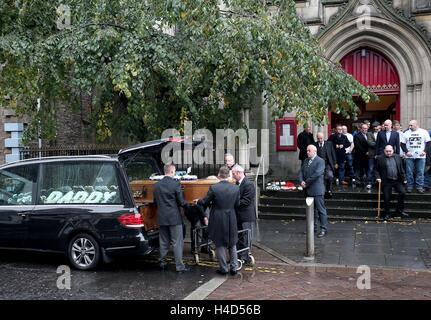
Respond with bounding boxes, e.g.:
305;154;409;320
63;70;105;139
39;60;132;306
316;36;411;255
299;145;328;237
315;132;337;198
197;166;240;275
153;164;190;273
374;145;409;219
231;164;256;264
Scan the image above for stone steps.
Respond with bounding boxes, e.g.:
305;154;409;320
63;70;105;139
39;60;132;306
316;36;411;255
258;189;431;220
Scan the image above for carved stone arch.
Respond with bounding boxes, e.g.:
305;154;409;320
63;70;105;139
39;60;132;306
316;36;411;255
320;17;430;84
317;3;431;128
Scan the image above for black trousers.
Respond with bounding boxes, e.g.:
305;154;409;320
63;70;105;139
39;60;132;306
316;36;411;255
382;180;406;214
324;164;334;193
354;154;368;183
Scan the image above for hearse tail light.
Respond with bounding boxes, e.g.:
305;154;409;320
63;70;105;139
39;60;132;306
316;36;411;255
118;209;144;228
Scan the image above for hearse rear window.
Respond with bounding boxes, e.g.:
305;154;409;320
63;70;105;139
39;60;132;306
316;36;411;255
122;155;161;181
0;165;37;205
39;162;121;205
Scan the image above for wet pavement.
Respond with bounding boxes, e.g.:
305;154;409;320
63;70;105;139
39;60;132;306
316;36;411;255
1;218;431;300
255;219;431;269
207;263;431;300
0;235;282;300
0;249;217;300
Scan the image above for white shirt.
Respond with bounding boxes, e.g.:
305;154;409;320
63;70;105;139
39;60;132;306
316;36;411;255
238;176;245;186
385;131;391;143
403;128;431;158
345;133;354;153
308;155;317;165
397;130;405;157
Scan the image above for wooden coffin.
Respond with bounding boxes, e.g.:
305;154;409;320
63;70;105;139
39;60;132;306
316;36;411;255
130;178;220;231
129;178;221;204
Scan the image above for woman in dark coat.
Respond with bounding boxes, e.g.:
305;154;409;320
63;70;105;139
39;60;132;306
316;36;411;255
197;166;240;275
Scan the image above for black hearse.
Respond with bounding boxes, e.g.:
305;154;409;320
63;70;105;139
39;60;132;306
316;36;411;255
0;155;158;270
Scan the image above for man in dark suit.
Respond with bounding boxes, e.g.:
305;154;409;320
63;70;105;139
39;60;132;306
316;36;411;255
366;121;380;189
315;132;337;198
198;166;240;275
299;145;328;237
374;145;408;219
328;124;351;185
224;153;237;180
376;119;400;156
153;164;190;272
297;124;315;165
231;164;256;264
353;123;370;185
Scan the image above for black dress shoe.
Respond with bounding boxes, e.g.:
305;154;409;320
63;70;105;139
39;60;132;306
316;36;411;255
216;269;228;275
317;230;327;238
381;212;392;220
230;269;237;276
160;263;168;270
177;266;191;273
398;211;410;218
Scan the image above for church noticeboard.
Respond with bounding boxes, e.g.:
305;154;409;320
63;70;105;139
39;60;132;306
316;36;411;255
275;118;297;151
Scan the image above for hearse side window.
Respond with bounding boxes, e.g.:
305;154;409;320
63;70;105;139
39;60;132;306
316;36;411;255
122;156;161;181
39;162;122;205
0;165;37;205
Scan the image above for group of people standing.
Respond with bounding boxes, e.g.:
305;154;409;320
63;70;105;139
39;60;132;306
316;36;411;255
297;119;431;220
153;156;256;275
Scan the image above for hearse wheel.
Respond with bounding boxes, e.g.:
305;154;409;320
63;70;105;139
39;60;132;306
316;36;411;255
68;233;100;270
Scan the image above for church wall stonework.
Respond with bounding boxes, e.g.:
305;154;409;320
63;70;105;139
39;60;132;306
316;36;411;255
265;0;431;179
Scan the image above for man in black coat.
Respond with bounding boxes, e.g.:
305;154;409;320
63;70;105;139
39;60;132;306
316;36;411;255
353;123;370;185
197;166;240;275
328;124;351;185
376;119;400;156
231;164;256;264
374;145;408;219
315;132;337;197
297;125;315;165
153;164;189;272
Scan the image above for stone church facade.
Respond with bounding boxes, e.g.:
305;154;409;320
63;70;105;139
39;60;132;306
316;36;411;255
249;0;431;179
2;1;431;181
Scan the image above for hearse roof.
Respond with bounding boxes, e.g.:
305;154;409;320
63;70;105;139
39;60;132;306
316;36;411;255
118;137;213;157
0;155;117;169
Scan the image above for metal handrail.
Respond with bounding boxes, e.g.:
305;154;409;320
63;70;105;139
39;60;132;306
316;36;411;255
254;154;265;220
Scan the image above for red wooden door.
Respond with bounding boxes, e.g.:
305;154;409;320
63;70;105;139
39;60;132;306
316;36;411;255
329;48;401;133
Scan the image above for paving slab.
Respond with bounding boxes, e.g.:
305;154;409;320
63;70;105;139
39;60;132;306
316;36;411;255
257;219;431;269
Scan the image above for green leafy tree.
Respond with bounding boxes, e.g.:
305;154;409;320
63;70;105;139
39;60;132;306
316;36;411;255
0;0;374;143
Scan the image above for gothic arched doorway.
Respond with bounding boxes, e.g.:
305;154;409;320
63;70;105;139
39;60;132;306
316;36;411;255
330;47;401;132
